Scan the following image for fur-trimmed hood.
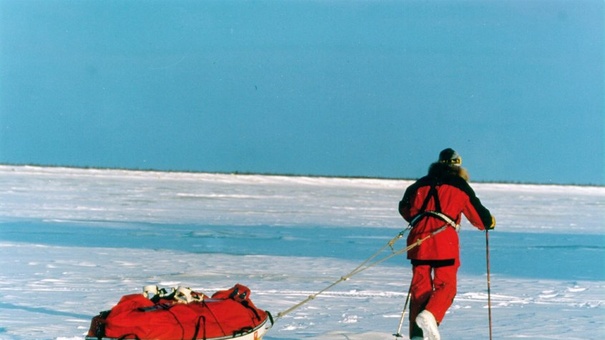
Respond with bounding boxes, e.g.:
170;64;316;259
427;162;470;182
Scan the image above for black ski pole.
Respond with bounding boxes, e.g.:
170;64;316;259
393;283;412;338
486;230;493;340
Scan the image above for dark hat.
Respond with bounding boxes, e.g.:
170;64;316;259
438;148;462;166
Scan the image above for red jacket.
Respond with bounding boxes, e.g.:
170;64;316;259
399;163;494;261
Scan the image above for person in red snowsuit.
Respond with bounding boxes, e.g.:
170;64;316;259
399;148;495;340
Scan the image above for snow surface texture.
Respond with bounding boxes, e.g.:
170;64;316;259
0;165;603;340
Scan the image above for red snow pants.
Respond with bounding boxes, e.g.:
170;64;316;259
409;259;460;338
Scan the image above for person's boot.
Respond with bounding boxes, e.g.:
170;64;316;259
415;310;440;340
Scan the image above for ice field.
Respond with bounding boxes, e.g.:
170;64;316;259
0;165;603;339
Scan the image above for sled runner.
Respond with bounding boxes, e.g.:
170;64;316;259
86;283;273;340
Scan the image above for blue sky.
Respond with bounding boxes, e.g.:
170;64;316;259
1;0;603;185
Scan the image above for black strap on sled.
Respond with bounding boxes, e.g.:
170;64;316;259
192;315;206;340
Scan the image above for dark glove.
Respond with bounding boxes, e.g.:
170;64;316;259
486;216;496;230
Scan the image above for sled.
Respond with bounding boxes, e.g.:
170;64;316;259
86;283;273;340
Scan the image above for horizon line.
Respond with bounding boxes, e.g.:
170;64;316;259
1;162;602;188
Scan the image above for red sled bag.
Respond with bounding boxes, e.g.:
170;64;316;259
86;284;272;340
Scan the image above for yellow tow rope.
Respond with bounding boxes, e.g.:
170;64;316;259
275;224;449;320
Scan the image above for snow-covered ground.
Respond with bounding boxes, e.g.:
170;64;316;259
0;165;603;340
